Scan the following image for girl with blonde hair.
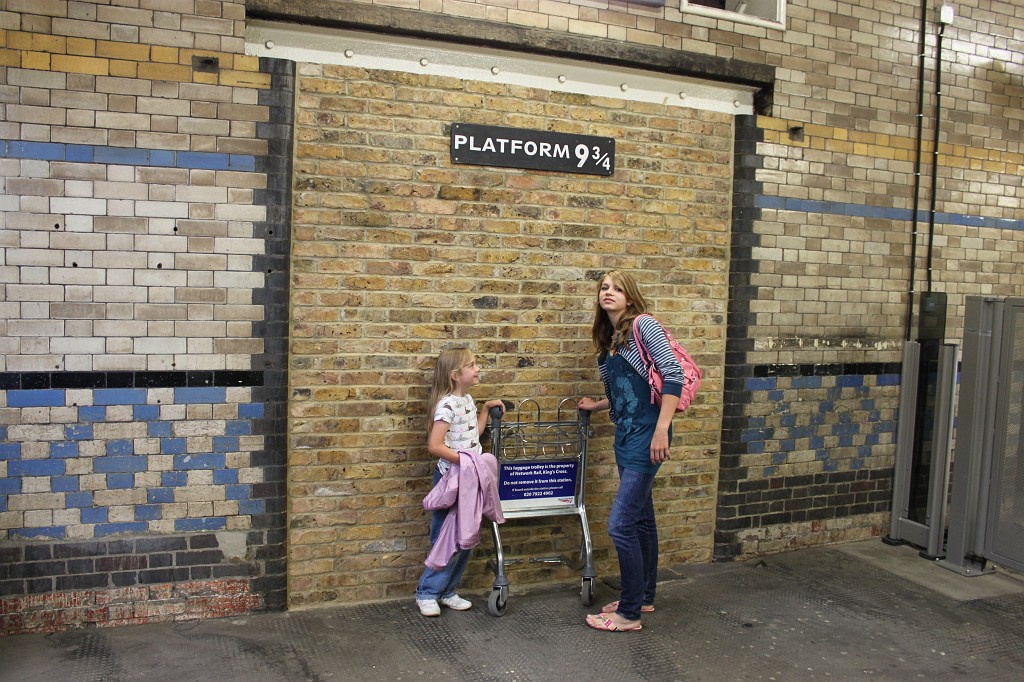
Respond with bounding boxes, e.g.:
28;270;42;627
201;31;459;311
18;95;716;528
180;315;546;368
415;347;505;616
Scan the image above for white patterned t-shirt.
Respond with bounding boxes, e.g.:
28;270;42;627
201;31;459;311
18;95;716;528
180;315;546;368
433;393;481;474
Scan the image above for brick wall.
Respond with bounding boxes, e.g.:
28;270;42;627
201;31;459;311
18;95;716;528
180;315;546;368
2;0;1021;629
0;1;291;634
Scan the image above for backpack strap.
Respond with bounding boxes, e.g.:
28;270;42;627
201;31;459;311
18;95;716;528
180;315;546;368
630;314;656;373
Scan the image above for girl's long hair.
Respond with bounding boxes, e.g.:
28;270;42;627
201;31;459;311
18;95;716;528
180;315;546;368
426;347;475;433
591;270;649;355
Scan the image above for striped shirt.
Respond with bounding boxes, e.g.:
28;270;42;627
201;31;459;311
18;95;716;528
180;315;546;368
597;315;684;423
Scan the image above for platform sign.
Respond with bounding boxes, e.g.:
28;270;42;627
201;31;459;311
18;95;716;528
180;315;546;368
451;123;614;176
499;459;578;510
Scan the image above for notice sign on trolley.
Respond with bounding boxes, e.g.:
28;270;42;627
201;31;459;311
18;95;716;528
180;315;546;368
451;123;614;176
499;459;579;511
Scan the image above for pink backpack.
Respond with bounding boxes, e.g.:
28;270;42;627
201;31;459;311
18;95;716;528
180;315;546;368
631;314;702;412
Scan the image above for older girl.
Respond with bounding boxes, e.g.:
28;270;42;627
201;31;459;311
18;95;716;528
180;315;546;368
578;270;684;632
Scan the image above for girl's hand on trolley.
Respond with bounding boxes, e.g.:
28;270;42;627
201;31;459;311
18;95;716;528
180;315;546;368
483;399;506;415
578;397;606;411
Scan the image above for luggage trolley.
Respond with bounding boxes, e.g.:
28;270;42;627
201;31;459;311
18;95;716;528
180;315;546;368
484;398;595;616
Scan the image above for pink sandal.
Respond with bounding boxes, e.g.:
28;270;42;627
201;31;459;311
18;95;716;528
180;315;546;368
586;613;643;632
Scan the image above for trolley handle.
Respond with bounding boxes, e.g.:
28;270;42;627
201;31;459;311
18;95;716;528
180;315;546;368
489;400;514;424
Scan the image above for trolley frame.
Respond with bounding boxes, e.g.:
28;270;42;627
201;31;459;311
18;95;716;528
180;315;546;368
484;398;595;616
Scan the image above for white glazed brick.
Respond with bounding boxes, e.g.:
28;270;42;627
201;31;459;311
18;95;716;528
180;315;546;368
213;500;239;516
54;508;81;526
92;355;148;371
49;406;79;423
134;337;188;354
8;423;64;443
50;197;107;215
176;420;225;437
20;440;51;459
238;436;262;452
133;439;161;456
107;505;136;523
225;452;250;468
149;455;174;472
148;388;174;404
23;477;53;494
163;503;188;519
237;467;263;484
177;481;219;501
226;516;251;531
79;474;107;491
65;459;94;476
135;201;190;218
51;336;105;354
160;404;187;420
78;441;105;457
24;510;55;526
0;512;24;530
93;419;147;438
10;493;63;511
67;524;93;540
93;489;145;506
100;337;135;353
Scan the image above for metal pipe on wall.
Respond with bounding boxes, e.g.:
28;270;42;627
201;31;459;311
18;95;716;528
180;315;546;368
905;0;928;342
926;19;947;294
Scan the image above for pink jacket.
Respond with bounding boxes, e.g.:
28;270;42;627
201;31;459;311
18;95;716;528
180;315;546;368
423;451;504;570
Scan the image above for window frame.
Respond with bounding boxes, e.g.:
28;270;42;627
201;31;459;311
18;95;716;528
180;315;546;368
681;0;786;31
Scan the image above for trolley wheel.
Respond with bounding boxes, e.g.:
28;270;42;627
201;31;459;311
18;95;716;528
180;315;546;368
487;587;508;617
580;577;594;607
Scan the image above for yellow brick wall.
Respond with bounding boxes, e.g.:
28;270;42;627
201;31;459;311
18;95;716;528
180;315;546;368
286;63;728;606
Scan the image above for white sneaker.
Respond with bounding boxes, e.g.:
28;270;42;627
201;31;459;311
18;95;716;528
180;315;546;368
439;594;472;611
417;598;440;616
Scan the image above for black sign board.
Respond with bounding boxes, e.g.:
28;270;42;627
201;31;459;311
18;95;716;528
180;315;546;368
451;123;614;176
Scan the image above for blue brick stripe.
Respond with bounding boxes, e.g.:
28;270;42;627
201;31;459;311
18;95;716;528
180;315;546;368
175;387;227;404
755;194;1024;232
7;389;65;407
0;139;256;172
94;389;147;405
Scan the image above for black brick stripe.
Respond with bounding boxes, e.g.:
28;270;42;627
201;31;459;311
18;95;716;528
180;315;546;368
0;371;263;390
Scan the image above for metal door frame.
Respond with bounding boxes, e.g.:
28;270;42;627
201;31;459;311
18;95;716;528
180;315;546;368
888;341;959;558
943;296;1024;576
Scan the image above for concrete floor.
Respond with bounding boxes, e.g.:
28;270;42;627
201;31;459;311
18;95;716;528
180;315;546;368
2;539;1023;681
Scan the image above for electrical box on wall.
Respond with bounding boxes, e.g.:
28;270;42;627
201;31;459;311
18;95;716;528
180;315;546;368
918;292;948;342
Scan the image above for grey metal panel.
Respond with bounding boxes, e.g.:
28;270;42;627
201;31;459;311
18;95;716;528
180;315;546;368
889;342;923;545
924;343;958;558
984;299;1024;572
944;297;1000;574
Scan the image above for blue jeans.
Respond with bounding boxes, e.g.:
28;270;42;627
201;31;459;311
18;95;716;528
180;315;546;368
607;465;658;621
415;469;471;600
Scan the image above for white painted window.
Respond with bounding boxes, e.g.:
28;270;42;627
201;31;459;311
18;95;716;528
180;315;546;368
683;0;786;30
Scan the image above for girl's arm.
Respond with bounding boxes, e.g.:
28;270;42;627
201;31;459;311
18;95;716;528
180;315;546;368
578;396;608;411
427;420;460;464
650;393;679;464
637;316;684;464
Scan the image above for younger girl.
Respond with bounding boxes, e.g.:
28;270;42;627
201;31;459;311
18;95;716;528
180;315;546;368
415;347;505;616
